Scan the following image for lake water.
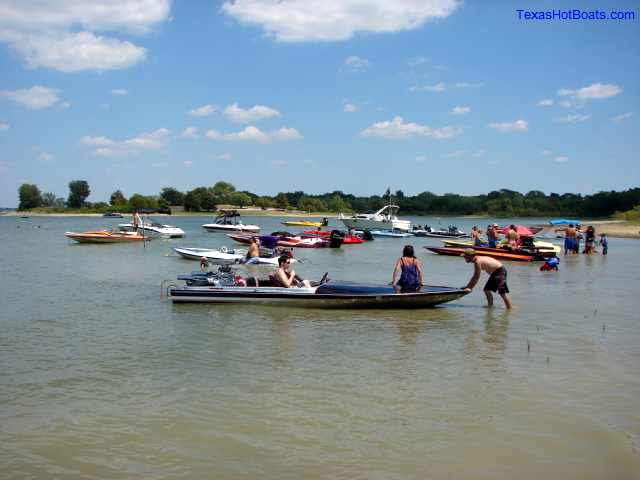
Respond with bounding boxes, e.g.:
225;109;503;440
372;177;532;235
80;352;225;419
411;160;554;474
1;215;639;479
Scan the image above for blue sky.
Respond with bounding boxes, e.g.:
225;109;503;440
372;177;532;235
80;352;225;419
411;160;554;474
0;0;638;207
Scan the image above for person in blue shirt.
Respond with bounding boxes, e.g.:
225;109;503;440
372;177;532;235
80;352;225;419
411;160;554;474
599;233;608;255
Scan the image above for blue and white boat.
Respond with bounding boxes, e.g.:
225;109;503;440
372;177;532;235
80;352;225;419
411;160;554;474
369;229;414;238
168;269;467;308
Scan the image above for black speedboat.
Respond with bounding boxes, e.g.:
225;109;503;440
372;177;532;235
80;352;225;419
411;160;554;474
168;268;468;308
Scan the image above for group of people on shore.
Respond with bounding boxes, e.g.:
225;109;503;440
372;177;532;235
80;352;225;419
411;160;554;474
561;224;608;255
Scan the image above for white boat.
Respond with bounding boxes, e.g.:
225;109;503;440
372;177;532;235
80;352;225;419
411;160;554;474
119;220;185;238
369;229;414;238
202;210;260;233
173;247;296;267
339;205;411;231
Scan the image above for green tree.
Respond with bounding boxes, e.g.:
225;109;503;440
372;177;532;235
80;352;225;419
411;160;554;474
327;194;350;212
274;192;290;209
67;180;90;208
128;194;159;211
18;183;42;209
229;191;252;207
110;190;127;206
298;196;327;212
160;187;185;205
211;181;236;203
184;187;216;212
254;196;274;209
41;192;57;207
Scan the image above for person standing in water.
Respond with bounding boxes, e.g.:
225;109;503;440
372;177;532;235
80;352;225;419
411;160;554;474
390;245;424;292
461;249;512;309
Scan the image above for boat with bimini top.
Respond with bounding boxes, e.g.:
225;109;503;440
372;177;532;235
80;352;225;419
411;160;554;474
202;210;261;233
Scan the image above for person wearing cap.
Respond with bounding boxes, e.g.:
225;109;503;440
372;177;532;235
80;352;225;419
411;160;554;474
461;248;512;309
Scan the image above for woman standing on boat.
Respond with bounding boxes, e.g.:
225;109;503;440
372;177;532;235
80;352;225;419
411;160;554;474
391;245;424;292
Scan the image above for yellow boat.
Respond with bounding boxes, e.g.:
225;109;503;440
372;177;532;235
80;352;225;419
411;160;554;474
65;230;151;243
281;218;328;228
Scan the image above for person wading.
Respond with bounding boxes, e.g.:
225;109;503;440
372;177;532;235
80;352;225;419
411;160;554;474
461;248;512;309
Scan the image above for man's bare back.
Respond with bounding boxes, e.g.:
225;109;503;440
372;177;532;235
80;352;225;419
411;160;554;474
474;256;503;274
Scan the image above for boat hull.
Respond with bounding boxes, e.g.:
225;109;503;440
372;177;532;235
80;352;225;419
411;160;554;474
282;220;323;227
170;283;467;308
442;239;560;254
202;224;260;232
65;231;150;243
425;246;534;262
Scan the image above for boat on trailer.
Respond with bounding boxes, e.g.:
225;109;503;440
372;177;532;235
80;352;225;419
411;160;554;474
168;269;468;308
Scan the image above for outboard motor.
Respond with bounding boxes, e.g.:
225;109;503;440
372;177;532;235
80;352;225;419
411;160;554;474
329;229;344;248
362;229;374;241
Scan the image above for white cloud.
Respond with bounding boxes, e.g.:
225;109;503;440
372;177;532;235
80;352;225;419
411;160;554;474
344;103;358;113
188;104;217;117
38;152;53;162
206;126;301;143
0;0;169;72
80;128;170;156
110;89;128;96
271;160;287;166
554;156;569;163
536;99;554;107
410;82;446;93
0;122;9;131
455;82;483;88
4;31;146;72
541;149;551;156
223;103;280;123
344;56;370;72
451;105;470;115
415;155;428;162
180;126;198;139
271;127;302;141
488;119;528;133
612;112;633;124
214;153;233;161
183;160;193;167
80;135;114;146
0;85;60;109
360;116;461;140
554;114;590;123
222;0;460;42
407;56;431;67
557;83;622;101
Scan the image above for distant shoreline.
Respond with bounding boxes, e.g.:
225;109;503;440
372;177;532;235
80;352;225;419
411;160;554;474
3;210;638;239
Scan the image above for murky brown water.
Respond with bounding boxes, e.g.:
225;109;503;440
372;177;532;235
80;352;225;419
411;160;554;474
1;215;639;479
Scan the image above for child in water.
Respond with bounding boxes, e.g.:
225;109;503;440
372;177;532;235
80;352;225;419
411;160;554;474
540;256;560;271
599;233;608;255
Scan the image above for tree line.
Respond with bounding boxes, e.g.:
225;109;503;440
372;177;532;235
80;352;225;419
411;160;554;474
17;181;640;218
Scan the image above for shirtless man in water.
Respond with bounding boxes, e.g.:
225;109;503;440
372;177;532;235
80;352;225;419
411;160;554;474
462;249;512;309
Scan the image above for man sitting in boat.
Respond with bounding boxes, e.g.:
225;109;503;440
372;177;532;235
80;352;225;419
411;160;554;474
273;255;311;288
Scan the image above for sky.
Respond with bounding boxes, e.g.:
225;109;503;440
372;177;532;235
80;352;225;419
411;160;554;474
0;0;638;207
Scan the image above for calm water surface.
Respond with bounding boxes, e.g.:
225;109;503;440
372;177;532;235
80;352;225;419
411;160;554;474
1;215;639;479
